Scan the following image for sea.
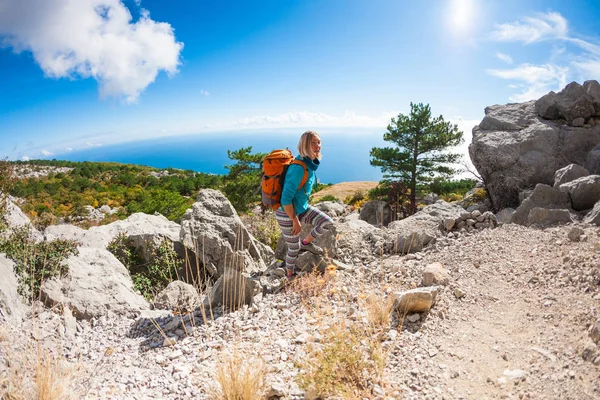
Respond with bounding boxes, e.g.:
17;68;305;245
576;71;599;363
61;129;387;184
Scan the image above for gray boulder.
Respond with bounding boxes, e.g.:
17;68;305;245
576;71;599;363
583;201;600;225
204;268;259;311
0;254;26;322
385;201;463;254
44;212;180;249
335;216;385;264
1;195;41;241
469;81;600;210
153;281;200;312
511;184;571;226
180;189;272;280
41;247;149;319
314;201;348;218
536;81;599;123
559;175;600;211
554;164;590;188
359;200;392;227
526;208;573;227
495;208;515;225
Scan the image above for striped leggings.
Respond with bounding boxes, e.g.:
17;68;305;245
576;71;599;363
275;205;333;271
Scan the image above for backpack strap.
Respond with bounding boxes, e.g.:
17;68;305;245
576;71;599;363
290;159;309;190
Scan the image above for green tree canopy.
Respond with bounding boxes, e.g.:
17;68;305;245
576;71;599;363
370;102;463;211
223;146;267;213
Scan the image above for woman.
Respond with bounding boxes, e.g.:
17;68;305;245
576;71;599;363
275;130;334;279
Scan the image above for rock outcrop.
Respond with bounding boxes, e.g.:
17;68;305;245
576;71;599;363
469;80;600;210
0;254;26;322
41;247;149;319
180;189;272;280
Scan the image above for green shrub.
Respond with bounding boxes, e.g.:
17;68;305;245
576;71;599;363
472;187;488;202
315;194;339;203
0;226;79;300
240;212;280;251
107;234;182;300
344;190;366;206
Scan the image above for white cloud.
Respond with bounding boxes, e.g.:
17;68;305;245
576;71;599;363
85;142;103;147
573;59;600;79
489;12;568;44
0;0;183;103
200;89;210;96
496;52;513;64
230;111;396;129
40;149;52;156
65;147;73;152
21;156;30;161
487;64;568;101
487;12;600;101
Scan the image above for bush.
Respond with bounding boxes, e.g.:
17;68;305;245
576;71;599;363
107;234;182;300
343;190;366;206
441;192;463;202
0;226;79;300
240;211;280;251
297;322;385;398
314;194;339;203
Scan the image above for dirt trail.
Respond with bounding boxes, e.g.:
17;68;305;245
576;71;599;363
392;224;600;399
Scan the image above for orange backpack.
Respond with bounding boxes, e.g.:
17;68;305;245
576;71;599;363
261;149;308;210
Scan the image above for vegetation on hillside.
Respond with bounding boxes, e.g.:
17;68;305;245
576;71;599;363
5;159;222;228
370;102;464;213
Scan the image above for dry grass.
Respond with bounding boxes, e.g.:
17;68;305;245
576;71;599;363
211;350;266;400
0;341;81;400
360;292;396;333
288;264;338;312
297;322;386;399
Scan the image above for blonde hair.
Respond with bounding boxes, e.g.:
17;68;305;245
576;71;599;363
297;130;322;160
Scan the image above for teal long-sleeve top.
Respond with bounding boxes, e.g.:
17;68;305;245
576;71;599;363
280;156;320;215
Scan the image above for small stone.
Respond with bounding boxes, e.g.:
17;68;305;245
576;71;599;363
163;337;177;347
407;314;421;323
267;383;286;398
454;288;466;299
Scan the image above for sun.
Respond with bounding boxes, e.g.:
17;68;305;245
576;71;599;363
448;0;476;35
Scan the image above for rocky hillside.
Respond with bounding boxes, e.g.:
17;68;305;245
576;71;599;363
0;80;599;399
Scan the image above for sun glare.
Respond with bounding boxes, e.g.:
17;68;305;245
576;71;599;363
449;0;475;34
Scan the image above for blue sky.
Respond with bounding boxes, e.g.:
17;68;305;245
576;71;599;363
1;0;599;165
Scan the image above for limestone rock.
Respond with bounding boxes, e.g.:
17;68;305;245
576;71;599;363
180;189;271;280
583;201;600;225
422;262;450;286
313;201;348;218
559;175;600;211
526;208;573;227
359;200;392;227
470;81;600;210
205;268;259;311
0;254;26;322
153;281;200;312
553;164;590;188
44;212;180;249
40;247;149;319
590;319;600;345
394;286;440;314
511;184;571;226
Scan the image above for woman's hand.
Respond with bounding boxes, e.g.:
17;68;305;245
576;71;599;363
292;217;302;235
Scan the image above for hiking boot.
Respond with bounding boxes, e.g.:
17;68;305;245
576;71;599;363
300;241;324;255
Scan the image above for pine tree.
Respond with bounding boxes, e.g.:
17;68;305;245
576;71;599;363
370;103;463;212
